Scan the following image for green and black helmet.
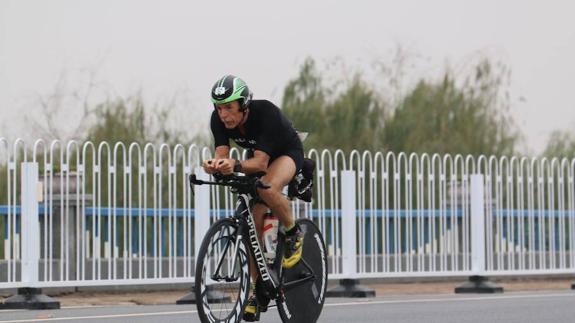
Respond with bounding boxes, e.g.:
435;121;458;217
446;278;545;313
211;75;253;110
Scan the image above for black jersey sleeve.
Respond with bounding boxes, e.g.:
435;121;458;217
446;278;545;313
254;103;281;157
210;111;229;148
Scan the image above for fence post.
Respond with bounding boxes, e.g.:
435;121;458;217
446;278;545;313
342;170;357;278
326;170;374;297
470;174;486;275
177;167;212;304
194;167;211;258
455;174;503;293
0;162;60;310
21;163;40;286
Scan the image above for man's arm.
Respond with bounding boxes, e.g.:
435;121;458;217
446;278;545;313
203;145;230;174
213;149;269;175
236;150;269;173
214;145;230;159
204;110;233;174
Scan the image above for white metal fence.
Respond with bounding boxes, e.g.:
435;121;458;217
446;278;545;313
1;139;575;289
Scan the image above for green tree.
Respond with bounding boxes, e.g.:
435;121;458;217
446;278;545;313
383;60;518;156
325;76;383;152
282;58;384;152
81;95;198;257
82;94;206;206
86;95;190;146
281;58;326;149
543;130;575;158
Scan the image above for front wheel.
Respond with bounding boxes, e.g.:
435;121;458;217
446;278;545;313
195;218;251;323
277;218;328;323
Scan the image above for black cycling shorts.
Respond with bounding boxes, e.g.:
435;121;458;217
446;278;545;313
269;148;304;173
246;148;304;173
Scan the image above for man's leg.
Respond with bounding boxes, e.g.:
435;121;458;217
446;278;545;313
257;156;303;268
257;156;296;229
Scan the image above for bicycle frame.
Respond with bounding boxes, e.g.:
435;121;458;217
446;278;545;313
191;173;316;301
235;193;278;290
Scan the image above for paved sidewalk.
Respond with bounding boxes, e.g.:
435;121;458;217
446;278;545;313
22;277;573;307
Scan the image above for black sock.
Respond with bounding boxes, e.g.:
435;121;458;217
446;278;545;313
285;224;299;236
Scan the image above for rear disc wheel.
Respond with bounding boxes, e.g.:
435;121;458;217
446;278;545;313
277;218;328;323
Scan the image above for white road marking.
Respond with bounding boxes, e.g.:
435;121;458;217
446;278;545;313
1;292;574;322
324;292;575;307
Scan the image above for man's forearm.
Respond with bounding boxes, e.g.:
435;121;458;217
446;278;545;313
214;146;230;159
236;158;268;174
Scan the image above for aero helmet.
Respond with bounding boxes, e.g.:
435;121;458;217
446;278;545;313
211;75;253;110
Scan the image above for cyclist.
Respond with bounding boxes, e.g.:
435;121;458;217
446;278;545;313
202;75;305;321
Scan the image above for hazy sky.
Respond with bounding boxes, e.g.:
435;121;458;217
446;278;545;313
1;0;574;154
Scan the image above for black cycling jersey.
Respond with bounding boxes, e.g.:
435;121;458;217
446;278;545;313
210;99;303;164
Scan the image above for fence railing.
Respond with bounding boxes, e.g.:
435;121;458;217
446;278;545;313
1;139;575;290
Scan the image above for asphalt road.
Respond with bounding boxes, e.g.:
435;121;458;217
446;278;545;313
1;291;575;323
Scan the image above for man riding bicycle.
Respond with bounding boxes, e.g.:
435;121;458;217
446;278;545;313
202;75;305;321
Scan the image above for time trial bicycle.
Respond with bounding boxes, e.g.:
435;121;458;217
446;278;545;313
190;171;328;323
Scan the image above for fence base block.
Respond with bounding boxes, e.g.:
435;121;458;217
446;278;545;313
455;276;503;294
0;288;60;310
176;285;231;305
325;279;376;298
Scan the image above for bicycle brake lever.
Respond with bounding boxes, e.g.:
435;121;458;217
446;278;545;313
189;174;205;185
188;174;198;195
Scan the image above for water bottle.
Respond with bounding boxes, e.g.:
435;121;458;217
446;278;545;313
262;212;279;264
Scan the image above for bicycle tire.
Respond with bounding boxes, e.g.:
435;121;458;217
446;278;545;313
195;218;251;323
277;218;328;323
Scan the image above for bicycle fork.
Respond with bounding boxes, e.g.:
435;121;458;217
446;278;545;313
210;228;243;282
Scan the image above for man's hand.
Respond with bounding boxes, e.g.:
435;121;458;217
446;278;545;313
214;158;236;175
202;159;220;174
203;158;240;175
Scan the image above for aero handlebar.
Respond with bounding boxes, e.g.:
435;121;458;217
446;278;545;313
189;172;271;195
